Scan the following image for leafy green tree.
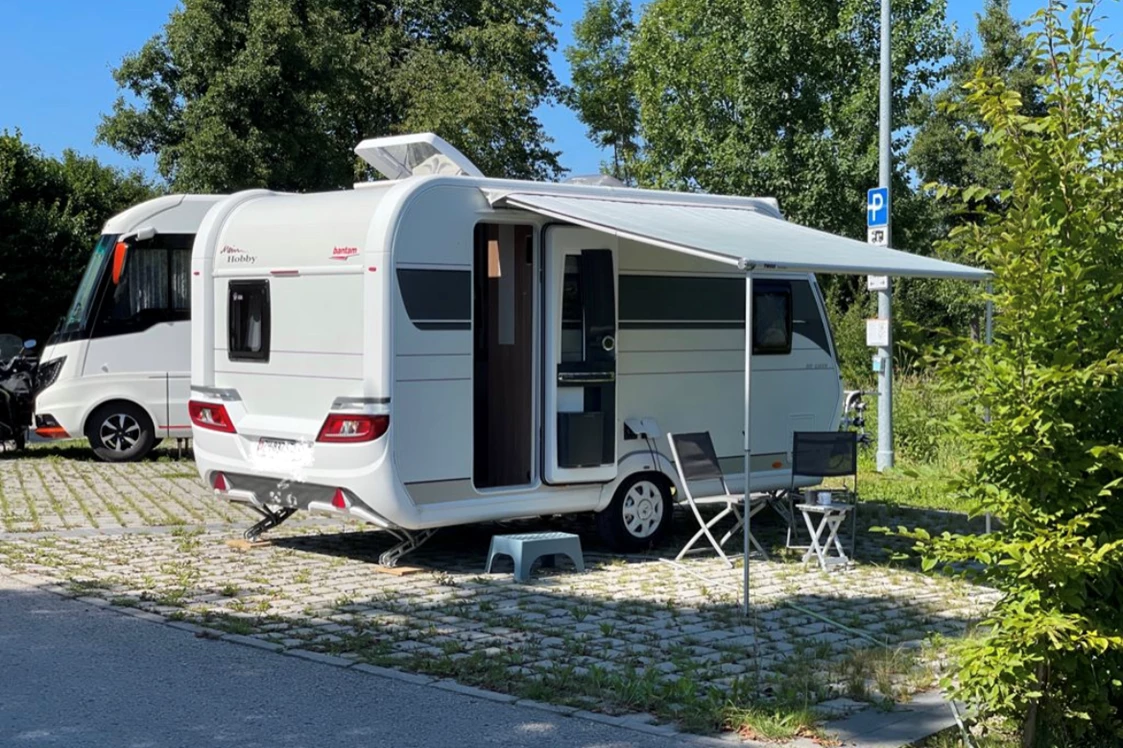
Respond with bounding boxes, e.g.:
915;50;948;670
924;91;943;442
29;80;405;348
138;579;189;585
564;0;639;182
892;3;1123;743
899;0;1044;341
97;0;564;192
624;0;949;245
0;131;156;342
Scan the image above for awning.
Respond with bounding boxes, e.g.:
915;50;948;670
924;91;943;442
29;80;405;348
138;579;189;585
492;192;990;280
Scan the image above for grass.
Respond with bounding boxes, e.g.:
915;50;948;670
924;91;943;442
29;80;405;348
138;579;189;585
912;724;1020;747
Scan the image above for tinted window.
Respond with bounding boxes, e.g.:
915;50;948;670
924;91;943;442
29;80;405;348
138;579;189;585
753;282;792;355
228;281;270;362
561;255;584;362
88;235;194;339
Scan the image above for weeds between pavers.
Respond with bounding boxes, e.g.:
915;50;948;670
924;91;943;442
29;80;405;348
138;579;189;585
0;524;997;742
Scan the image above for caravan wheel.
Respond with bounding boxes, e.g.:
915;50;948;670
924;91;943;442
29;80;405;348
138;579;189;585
597;474;672;552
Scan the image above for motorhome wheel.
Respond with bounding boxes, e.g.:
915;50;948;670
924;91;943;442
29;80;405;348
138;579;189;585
597;474;672;552
86;402;156;462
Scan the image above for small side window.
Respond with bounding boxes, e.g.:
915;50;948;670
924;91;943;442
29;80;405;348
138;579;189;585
228;280;270;362
753;281;793;355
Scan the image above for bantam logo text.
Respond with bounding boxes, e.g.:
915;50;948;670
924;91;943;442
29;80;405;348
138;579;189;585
331;246;359;260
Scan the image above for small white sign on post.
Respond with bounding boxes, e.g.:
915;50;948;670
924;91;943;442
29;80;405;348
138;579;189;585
866;318;890;347
867;227;888;246
867;275;889;291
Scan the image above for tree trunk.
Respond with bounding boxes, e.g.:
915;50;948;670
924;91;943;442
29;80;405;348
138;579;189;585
1022;662;1048;748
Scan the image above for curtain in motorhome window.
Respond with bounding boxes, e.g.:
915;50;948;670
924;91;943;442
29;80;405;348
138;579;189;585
102;249;170;328
170;249;191;316
228;281;270;362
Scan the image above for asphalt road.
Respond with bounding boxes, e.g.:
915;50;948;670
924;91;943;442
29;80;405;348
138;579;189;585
0;575;715;748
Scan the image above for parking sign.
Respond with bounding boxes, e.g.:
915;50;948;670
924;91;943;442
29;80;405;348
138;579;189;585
867;187;889;227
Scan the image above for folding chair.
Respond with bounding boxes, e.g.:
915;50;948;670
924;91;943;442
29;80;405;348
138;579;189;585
667;432;769;567
783;431;859;558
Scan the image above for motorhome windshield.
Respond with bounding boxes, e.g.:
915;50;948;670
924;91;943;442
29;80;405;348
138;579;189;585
58;234;118;336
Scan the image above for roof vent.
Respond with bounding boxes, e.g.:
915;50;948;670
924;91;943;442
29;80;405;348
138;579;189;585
562;174;626;187
354;133;484;181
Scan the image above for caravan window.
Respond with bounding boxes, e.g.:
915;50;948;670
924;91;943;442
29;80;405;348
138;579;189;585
228;280;270;362
753;282;793;355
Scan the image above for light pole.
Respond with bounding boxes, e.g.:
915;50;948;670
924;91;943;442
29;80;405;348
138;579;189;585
876;0;894;472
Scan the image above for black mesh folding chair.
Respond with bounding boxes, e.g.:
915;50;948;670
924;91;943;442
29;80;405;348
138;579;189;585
667;431;769;567
784;431;859;556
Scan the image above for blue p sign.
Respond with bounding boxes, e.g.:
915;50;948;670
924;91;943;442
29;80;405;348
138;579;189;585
867;187;889;227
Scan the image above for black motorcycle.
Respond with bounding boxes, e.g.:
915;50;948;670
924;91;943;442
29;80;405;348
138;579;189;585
0;335;38;452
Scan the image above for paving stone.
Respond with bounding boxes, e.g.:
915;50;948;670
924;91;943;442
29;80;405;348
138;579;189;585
0;460;1001;747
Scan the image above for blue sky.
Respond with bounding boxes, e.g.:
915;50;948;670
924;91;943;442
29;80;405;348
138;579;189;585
0;0;1117;180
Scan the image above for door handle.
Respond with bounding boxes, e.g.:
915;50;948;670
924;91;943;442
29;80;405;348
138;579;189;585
601;335;615;352
557;371;615;385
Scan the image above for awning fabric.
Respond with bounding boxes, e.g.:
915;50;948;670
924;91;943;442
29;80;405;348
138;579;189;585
492;192;990;280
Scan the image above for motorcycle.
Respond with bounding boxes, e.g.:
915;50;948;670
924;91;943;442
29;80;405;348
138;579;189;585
0;335;38;452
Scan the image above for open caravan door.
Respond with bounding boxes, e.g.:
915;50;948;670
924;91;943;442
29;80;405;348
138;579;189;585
542;226;618;484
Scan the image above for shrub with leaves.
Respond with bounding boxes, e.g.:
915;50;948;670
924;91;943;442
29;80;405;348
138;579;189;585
890;3;1123;745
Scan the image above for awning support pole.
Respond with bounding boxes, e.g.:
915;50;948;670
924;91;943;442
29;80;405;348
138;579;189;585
984;281;994;534
743;270;754;616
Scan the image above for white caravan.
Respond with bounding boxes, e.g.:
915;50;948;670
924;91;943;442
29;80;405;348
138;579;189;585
35;194;223;461
189;134;984;563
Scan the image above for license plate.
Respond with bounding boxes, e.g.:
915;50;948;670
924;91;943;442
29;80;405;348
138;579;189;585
251;437;314;476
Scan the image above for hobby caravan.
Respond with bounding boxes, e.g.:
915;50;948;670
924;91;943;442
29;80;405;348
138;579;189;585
188;134;984;563
35;194;223;461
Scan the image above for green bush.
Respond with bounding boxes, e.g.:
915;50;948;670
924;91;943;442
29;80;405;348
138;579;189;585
891;5;1123;744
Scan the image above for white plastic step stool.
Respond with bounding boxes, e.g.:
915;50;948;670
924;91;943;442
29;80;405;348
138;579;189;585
485;532;585;583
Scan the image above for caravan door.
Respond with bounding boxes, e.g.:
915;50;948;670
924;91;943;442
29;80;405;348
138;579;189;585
543;226;618;484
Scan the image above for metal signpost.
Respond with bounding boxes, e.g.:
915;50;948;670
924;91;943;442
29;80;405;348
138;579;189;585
872;0;895;472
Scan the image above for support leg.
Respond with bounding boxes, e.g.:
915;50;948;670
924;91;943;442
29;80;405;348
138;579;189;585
243;506;297;541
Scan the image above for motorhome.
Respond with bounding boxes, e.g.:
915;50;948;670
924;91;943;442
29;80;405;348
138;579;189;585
35;194;223;461
189;134;986;564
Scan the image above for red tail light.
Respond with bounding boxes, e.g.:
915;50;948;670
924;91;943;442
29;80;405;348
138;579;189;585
213;472;228;491
316;413;388;443
188;400;236;433
331;488;349;509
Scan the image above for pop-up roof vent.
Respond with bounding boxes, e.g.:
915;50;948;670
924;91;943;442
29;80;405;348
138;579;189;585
354;133;484;181
562;174;626;187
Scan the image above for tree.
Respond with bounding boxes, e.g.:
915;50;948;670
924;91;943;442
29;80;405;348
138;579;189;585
899;0;1044;341
0;132;156;342
564;0;639;182
621;0;950;245
97;0;564;192
892;3;1123;743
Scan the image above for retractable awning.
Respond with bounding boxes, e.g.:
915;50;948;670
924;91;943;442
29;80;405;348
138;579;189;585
492;192;990;280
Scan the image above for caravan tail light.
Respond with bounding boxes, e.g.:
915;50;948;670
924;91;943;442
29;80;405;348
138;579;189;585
213;472;228;491
331;488;349;509
188;400;236;433
316;414;388;443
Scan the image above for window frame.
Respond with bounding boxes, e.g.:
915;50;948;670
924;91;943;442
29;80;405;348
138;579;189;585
227;280;271;363
87;233;195;340
752;280;794;356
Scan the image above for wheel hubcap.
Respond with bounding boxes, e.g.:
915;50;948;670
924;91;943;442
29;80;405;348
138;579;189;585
622;481;664;538
99;414;141;453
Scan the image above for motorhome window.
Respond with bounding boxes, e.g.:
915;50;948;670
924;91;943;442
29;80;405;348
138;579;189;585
59;234;118;337
228;281;270;362
561;255;584;362
86;234;195;340
753;282;793;355
96;248;172;335
170;249;191;319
